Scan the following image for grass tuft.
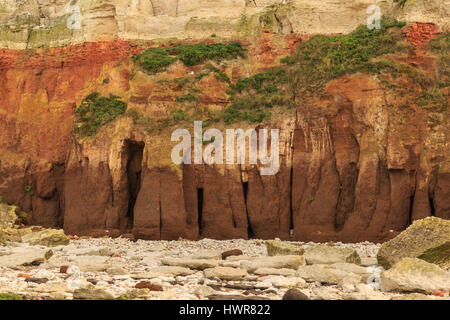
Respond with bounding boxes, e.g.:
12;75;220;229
74;93;127;137
132;43;246;74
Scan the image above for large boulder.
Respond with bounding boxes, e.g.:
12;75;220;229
265;240;305;256
380;258;450;293
2;227;33;243
303;245;361;265
377;217;450;269
21;229;70;247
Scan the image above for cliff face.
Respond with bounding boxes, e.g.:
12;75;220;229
0;0;448;242
1;0;449;49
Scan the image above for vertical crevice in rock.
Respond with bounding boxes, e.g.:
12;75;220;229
408;171;417;225
289;165;294;237
242;180;253;238
409;194;414;224
242;181;248;203
54;163;66;229
428;168;439;217
273;12;283;33
125;140;144;231
24;13;33;50
429;194;436;216
197;187;203;236
158;172;162;237
228;192;237;229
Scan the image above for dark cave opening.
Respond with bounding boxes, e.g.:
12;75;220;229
242;181;248;203
429;194;435;217
125;140;144;230
409;195;414;224
197;188;203;235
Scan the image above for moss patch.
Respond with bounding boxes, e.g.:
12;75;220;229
131;48;177;74
377;217;450;269
282;19;407;93
222;68;291;124
129;19;446;132
74;92;127;137
429;32;450;81
213;19;416;125
416;87;448;113
132;42;246;74
418;241;450;269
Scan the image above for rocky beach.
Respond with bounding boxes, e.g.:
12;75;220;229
1;202;449;300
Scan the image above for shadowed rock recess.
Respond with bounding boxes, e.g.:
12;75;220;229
0;0;449;242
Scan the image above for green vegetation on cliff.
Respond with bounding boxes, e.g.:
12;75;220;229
219;20;409;124
78;20;448;136
132;42;246;74
220;19;449;123
393;0;407;7
429;31;450;81
176;93;200;103
74;93;127;137
222;68;291;124
131;48;176;74
416;32;450;113
282;20;407;93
